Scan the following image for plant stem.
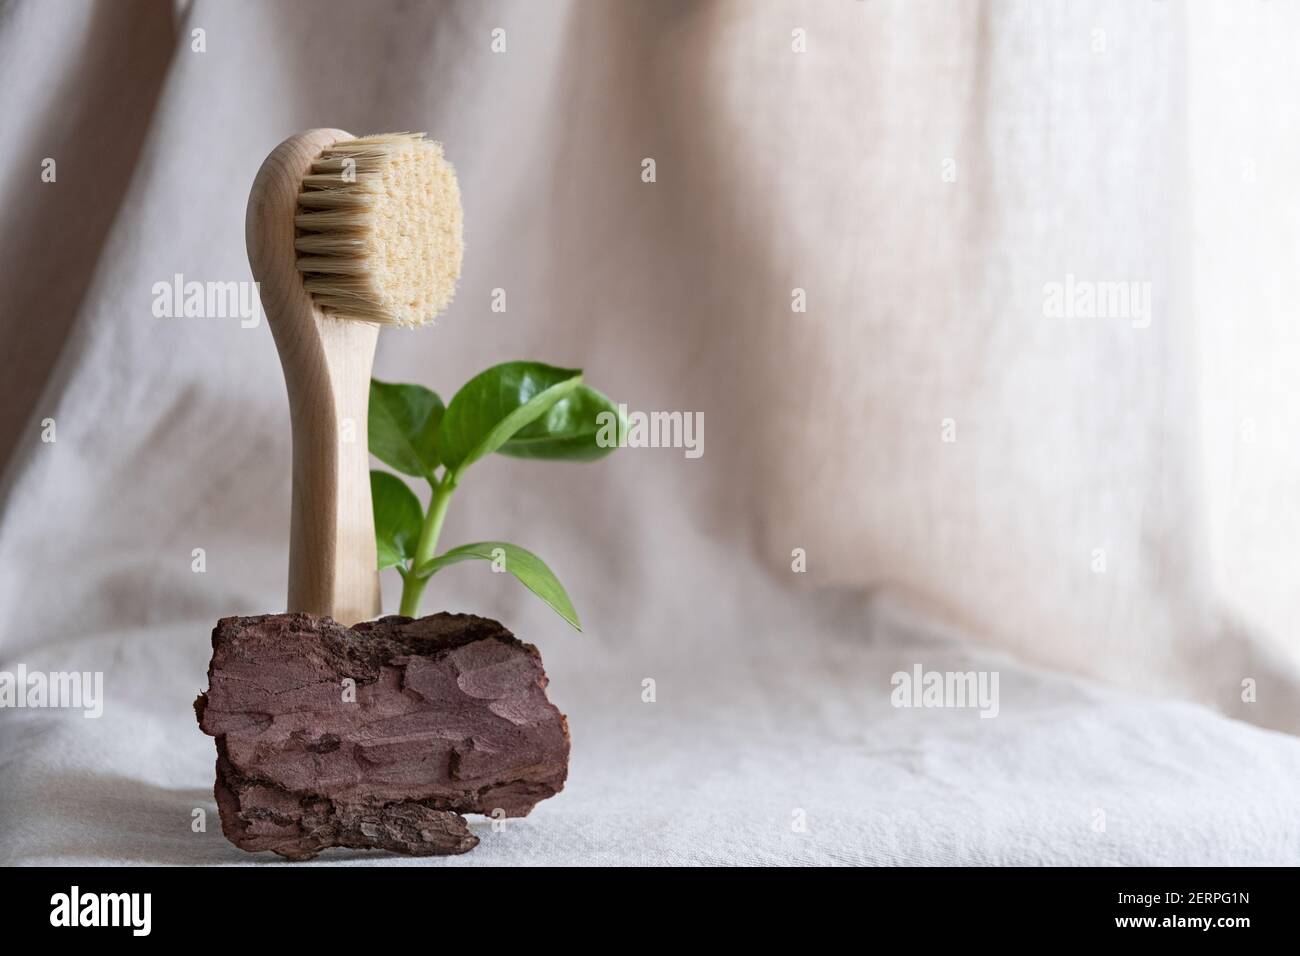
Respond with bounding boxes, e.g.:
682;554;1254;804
398;473;456;617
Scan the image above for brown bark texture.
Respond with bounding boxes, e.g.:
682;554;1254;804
195;612;569;860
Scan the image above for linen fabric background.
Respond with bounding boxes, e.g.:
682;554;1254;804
1;0;1298;865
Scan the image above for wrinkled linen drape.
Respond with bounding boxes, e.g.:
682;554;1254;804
1;0;1298;865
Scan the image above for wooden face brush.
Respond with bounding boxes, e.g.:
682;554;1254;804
246;129;463;624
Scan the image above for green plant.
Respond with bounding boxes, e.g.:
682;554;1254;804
368;361;621;630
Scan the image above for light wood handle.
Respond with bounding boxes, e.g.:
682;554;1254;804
246;129;381;625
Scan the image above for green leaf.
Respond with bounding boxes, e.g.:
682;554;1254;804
413;541;581;631
369;380;444;479
498;384;623;461
371;470;423;570
436;362;583;475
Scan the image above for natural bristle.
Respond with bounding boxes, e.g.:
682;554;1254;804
294;132;463;327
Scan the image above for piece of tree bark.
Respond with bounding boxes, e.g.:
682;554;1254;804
195;612;569;860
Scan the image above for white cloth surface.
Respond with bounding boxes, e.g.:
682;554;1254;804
5;595;1299;866
2;0;1299;865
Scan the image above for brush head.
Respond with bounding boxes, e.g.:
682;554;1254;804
293;132;463;327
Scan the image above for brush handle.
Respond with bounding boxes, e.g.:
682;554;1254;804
247;129;381;625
